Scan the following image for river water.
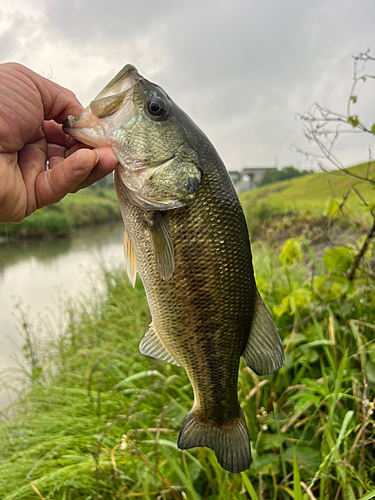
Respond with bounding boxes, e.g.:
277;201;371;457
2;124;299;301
0;222;125;410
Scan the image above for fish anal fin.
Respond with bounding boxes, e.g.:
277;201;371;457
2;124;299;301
145;211;175;281
242;292;285;375
140;322;179;366
178;409;251;473
124;231;138;287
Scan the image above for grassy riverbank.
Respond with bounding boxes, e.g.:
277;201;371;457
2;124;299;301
1;160;372;242
0;233;374;499
240;161;375;240
0;162;374;498
0;186;121;240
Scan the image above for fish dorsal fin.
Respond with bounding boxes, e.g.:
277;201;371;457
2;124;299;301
94;64;138;100
124;231;137;287
242;292;285;375
146;211;175;281
140;322;180;366
90;92;128;118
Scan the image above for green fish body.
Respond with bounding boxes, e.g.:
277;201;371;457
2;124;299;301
64;65;284;473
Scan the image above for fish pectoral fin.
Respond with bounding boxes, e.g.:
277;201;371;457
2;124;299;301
178;409;251;473
124;231;138;287
139;322;180;366
146;211;175;281
242;292;285;375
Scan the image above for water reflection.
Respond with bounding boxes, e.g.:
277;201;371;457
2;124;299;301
0;238;73;275
0;222;125;409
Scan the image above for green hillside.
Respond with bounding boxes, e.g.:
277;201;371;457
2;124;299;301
240;161;375;238
241;161;374;214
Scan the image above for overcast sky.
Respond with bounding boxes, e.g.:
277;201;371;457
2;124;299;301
1;0;374;171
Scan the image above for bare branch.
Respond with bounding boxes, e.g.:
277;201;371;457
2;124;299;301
298;50;375;185
347;215;375;280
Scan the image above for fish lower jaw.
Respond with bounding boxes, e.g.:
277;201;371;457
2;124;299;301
63;122;110;149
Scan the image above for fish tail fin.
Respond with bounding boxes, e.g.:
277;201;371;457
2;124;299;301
177;409;251;473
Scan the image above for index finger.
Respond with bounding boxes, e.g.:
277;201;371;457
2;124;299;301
3;63;84;123
43;120;78;149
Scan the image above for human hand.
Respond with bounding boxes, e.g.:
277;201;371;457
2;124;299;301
0;63;119;223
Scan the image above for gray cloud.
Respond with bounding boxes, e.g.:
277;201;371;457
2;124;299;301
1;0;374;169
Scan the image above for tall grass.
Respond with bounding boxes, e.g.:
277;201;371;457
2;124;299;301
0;240;374;499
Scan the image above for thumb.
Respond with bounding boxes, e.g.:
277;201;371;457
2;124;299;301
34;148;100;212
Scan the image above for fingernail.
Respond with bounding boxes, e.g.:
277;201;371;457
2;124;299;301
93;150;100;167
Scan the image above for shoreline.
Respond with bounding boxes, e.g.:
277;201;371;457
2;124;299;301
0;186;121;241
0;238;373;497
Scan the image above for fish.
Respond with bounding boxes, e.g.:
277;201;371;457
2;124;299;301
63;64;285;473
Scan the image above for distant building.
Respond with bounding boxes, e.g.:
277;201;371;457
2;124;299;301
229;167;276;192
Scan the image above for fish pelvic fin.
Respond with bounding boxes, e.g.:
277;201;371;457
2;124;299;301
177;409;251;474
124;231;138;287
242;291;285;375
140;322;180;366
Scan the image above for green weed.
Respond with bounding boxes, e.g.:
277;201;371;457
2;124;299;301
0;232;374;498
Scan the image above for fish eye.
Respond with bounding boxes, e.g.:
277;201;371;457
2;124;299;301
146;99;168;120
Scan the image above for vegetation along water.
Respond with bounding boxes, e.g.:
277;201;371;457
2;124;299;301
0;221;125;410
0;159;374;499
0;182;121;240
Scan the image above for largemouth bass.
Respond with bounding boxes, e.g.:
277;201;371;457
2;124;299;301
63;65;285;473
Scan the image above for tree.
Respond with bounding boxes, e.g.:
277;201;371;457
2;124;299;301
259;166;314;186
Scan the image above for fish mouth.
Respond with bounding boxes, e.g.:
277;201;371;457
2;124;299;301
63;64;140;146
62;113;110;148
63;115;78;130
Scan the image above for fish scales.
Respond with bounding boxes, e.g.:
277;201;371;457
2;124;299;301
116;147;254;424
63;64;285;473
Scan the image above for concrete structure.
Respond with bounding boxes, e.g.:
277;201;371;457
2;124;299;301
229;167;276;193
